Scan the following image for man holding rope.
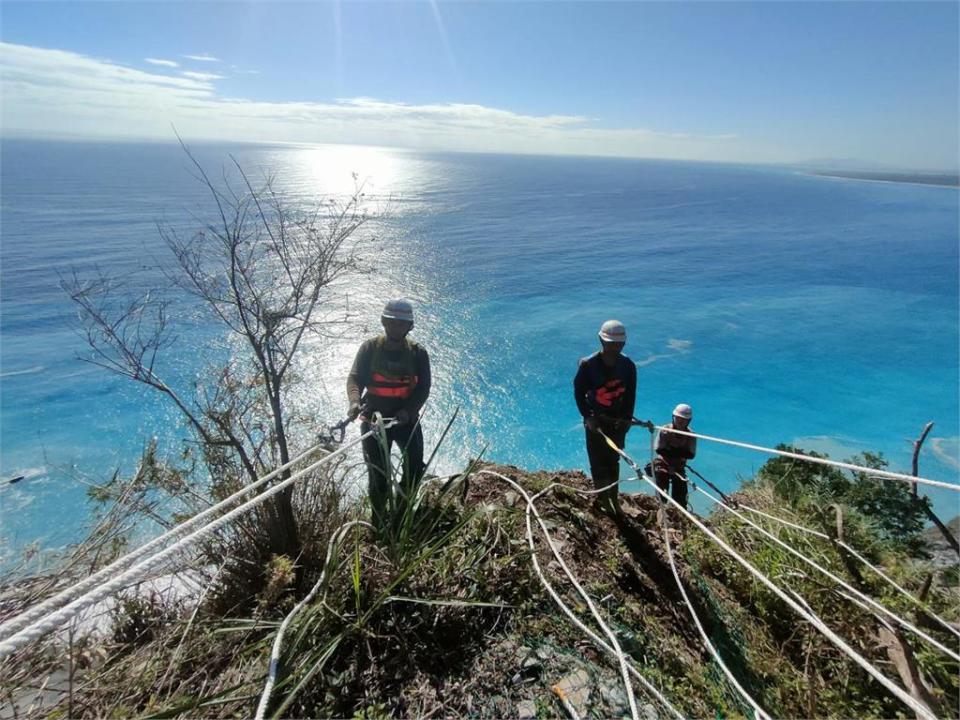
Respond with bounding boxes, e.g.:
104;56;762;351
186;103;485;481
654;403;697;508
347;299;431;531
574;319;637;515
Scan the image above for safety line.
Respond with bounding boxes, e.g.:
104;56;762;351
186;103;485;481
737;504;830;540
478;469;681;720
0;425;385;659
690;483;960;662
255;520;371;720
660;512;771;720
602;430;939;720
651;426;960;492
735;503;960;641
0;436;339;642
526;478;639;720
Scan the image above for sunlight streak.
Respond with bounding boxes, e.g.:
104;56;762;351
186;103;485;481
428;0;461;85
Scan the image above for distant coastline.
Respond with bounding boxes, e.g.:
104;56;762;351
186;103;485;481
810;169;959;188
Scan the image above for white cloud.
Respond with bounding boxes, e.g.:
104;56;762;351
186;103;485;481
182;71;225;81
145;58;179;68
184;53;221;62
1;42;752;161
930;437;960;471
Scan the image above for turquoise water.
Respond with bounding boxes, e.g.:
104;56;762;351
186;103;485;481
2;139;958;562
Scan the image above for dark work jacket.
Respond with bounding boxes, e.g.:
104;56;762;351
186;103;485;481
573;352;637;422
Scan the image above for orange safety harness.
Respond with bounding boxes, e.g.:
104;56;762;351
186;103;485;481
366;336;419;400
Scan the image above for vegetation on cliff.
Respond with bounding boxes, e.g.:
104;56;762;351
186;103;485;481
1;441;957;719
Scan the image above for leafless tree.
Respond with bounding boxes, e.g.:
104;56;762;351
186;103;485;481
62;143;373;557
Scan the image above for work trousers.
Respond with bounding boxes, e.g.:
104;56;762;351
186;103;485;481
655;461;688;508
361;419;425;531
585;424;627;508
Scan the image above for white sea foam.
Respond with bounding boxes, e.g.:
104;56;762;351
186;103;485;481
0;365;44;380
636;339;693;367
789;435;867;461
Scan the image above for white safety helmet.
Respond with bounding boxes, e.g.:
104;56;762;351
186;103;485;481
382;299;414;323
672;403;693;420
598;319;627;343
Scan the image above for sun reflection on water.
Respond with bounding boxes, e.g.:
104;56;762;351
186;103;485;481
267;143;480;488
285;143;412;198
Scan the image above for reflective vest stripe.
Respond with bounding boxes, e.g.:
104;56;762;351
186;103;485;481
368;372;418;399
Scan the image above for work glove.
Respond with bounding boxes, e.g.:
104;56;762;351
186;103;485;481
395;409;411;426
347;402;361;422
584;416;598;432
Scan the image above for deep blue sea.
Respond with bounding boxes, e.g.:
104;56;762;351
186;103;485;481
2;139;958;565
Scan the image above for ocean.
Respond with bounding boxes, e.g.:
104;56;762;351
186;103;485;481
1;139;958;565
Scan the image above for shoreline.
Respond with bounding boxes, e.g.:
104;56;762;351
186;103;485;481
807;170;959;188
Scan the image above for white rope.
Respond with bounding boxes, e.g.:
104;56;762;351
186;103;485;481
478;470;682;720
640;428;770;720
690;483;960;662
255;520;371;720
526;479;639;720
602;430;939;720
652;426;960;492
660;512;771;720
736;502;960;641
737;504;830;541
0;437;335;642
0;426;385;659
485;470;639;720
553;684;583;720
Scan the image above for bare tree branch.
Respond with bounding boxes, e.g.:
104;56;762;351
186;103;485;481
64;146;376;558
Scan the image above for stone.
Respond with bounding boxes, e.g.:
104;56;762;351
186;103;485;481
517;699;537;719
599;679;628;710
640;703;659;720
552;668;592;718
535;644;554;661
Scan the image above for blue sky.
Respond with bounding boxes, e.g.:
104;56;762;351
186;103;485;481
1;1;957;169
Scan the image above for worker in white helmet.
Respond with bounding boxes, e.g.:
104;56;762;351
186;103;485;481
654;403;697;508
573;319;637;514
347;299;431;531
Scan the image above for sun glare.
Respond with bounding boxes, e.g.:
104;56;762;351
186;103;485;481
294;144;406;198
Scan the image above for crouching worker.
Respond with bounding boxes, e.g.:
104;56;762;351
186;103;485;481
574;320;637;515
347;299;431;531
654;403;696;508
